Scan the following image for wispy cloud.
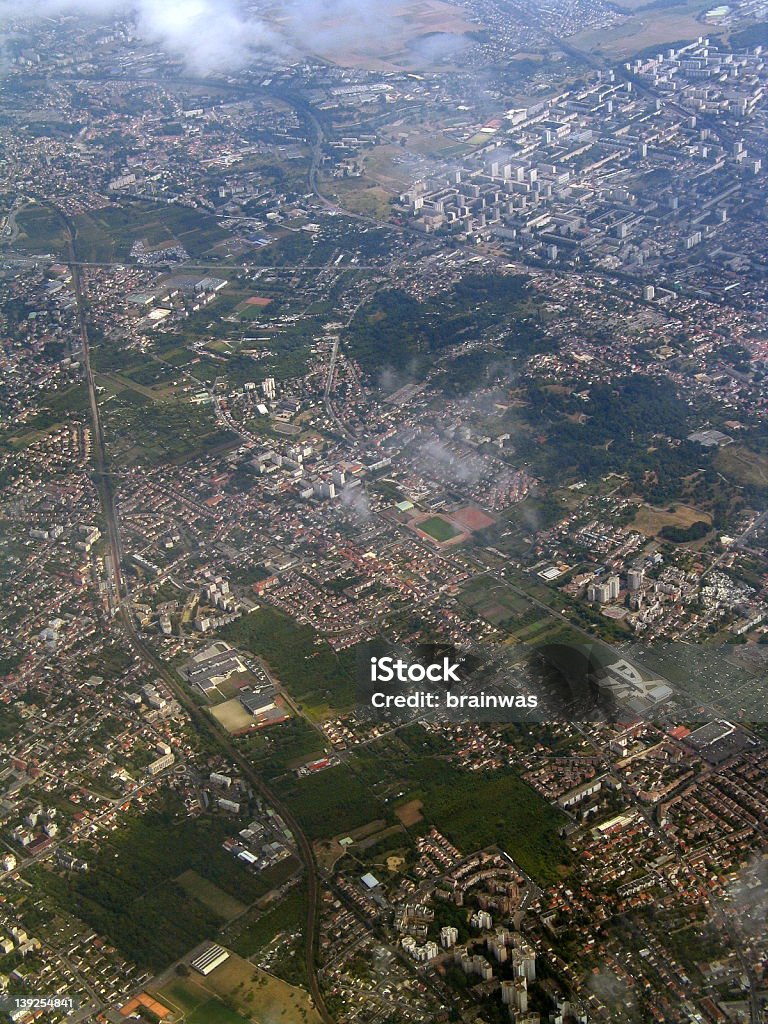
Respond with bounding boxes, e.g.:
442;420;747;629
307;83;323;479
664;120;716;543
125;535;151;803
1;0;472;73
135;0;282;73
1;0;283;74
340;481;372;520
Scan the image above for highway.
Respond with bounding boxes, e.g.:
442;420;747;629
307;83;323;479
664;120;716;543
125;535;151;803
56;207;335;1024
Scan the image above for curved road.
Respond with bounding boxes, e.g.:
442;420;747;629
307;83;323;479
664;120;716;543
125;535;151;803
55;208;334;1024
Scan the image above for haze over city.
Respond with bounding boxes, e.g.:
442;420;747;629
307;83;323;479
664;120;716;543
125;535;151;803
0;0;767;1021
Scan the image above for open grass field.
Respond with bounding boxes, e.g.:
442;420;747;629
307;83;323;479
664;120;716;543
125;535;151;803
95;370;179;403
177;870;247;921
632;503;711;538
235;298;273;320
715;445;768;489
156;977;251;1024
477;601;520;628
286;0;478;71
505;615;556;644
10;206;67;254
209;953;320;1024
314;837;347;871
8;424;65;451
345;819;390;842
570;0;718;57
362;142;431;189
2;383;91;448
461;577;535;629
156;950;321;1024
416;515;463;543
325;180;394;221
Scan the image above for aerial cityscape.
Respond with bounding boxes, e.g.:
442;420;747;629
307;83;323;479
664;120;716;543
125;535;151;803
0;0;767;1021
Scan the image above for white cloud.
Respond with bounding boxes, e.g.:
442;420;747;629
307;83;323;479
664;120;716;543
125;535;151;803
135;0;282;74
1;0;284;73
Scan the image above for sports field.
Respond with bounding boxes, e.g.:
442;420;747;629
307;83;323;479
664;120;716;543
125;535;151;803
210;697;256;733
452;505;495;531
417;515;462;542
155;951;322;1024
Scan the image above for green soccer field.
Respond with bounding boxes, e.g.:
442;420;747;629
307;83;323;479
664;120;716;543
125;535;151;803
418;516;462;542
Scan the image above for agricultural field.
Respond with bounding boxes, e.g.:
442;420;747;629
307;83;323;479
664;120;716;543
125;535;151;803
570;0;719;58
395;799;424;826
461;577;534;630
294;0;478;71
14;200;234;262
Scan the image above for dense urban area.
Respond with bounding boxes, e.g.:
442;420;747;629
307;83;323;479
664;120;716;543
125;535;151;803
0;0;767;1022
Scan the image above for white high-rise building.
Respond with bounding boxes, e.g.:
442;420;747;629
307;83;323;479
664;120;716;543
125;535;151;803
512;945;537;982
513;978;528;1013
627;569;644;591
471;909;492;930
